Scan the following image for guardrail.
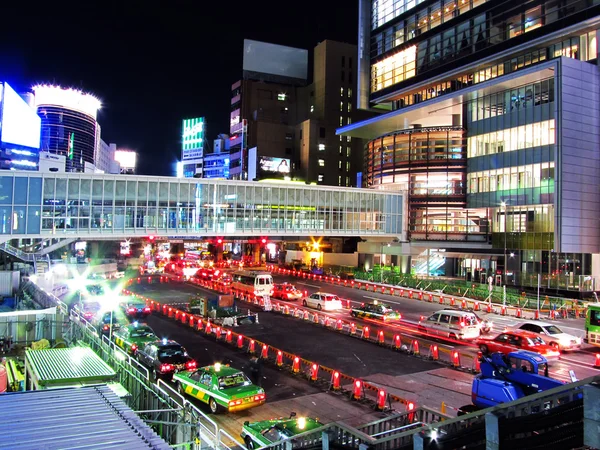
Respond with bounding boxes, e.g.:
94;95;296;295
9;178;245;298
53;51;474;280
266;266;588;321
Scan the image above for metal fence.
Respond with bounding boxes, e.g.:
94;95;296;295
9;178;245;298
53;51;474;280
66;307;228;450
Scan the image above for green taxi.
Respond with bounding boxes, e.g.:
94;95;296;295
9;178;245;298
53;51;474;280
241;413;323;449
112;322;157;355
350;301;402;322
173;363;266;413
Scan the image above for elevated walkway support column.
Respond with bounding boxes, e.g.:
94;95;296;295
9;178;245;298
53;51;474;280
485;411;501;450
584;384;600;448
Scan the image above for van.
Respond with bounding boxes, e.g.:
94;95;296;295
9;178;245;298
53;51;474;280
418;309;481;340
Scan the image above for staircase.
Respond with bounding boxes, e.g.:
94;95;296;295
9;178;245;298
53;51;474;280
0;241;57;275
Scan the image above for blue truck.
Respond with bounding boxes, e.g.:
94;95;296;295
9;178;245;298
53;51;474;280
460;350;567;414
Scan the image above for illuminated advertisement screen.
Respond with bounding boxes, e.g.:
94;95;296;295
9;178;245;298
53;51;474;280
182;117;204;153
259;156;290;173
243;40;308;81
114;150;137;169
1;83;42;149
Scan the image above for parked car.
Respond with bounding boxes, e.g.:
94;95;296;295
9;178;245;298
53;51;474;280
121;301;152;319
417;310;482;340
174;363;265;414
302;292;343;311
92;311;123;336
517;322;582;351
241;413;323;449
272;283;304;301
350;301;402;322
112;322;157;355
475;330;561;360
137;339;197;380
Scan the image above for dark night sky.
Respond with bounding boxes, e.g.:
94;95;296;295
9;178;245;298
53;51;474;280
0;1;358;175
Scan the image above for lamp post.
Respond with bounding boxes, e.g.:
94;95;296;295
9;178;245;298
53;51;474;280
501;201;507;285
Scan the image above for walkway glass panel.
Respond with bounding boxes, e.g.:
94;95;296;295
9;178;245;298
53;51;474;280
0;172;404;238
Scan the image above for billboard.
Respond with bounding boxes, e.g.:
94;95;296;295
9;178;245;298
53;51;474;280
114;150;137;169
243;40;308;81
1;83;42;149
182;117;204;157
259;156;291;174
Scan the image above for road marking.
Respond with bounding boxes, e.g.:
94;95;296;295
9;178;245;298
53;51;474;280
559;356;600;370
297;282;321;288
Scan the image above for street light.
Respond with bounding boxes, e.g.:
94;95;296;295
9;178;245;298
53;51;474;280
501;201;507;285
98;285;123;343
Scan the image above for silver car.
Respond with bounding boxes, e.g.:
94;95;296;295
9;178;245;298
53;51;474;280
517;322;582;351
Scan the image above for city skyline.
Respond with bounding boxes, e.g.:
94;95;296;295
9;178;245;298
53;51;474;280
0;0;358;175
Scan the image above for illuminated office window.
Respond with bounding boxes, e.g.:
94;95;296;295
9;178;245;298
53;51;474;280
318;159;325;167
277;93;286;101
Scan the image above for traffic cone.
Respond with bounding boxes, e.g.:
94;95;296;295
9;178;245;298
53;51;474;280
473;351;482;372
429;294;433;302
418;292;423;300
390;288;394;295
595;354;600;368
409;291;413;299
304;311;310;321
261;344;268;359
350;323;356;335
394;335;402;350
406;402;416;422
352;379;363;400
310;363;319;381
439;296;445;305
363;326;370;340
331;371;341;390
486;303;492;313
411;340;420;355
276;350;283;367
237;334;244;349
181;312;186;322
336;319;344;331
535;310;540;320
226;330;232;343
292;356;301;373
461;299;467;309
474;302;480;311
516;308;522;318
189;316;195;327
452;351;461;368
429;344;439;361
284;305;290;315
399;289;404;297
378;330;385;345
248;339;256;354
215;326;221;340
501;305;506;316
377;389;387;410
314;313;320;325
205;320;212;334
450;297;455;306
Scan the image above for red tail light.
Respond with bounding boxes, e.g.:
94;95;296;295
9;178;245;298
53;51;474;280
460;321;465;328
103;325;109;331
186;360;197;370
127;308;135;313
131;344;138;351
143;307;151;312
229;399;243;406
254;394;265;401
160;363;173;372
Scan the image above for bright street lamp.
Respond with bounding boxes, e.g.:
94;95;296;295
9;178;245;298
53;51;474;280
97;286;123;343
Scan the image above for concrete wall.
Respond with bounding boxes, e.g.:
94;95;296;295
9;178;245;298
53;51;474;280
284;250;358;267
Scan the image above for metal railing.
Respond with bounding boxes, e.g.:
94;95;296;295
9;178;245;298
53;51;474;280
67;307;226;449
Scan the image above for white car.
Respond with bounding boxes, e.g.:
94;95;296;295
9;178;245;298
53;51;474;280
302;292;343;311
517;321;583;351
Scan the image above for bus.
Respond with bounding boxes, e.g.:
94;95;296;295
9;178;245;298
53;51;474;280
231;271;274;298
585;303;600;346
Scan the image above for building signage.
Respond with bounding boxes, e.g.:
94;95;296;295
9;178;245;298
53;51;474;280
182;117;205;161
259;156;290;173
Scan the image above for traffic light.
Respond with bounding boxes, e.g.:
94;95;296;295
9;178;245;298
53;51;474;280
148;235;155;242
217;238;223;245
261;238;267;245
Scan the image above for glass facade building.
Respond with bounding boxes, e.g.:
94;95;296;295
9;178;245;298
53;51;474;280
0;172;403;238
342;0;600;290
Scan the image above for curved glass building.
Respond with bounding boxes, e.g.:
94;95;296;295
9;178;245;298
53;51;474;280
33;85;101;173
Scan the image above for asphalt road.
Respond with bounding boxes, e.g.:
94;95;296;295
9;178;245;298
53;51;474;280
128;281;438;379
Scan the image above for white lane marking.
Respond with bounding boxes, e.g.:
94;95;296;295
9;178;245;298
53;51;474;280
560;356;600;370
297;282;321;288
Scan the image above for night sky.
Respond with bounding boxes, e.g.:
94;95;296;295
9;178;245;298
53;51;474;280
0;0;358;175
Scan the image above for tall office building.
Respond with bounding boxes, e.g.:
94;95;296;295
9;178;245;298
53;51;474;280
339;0;600;290
33;85;101;173
298;40;376;186
229;40;309;181
97;139;120;174
202;135;230;179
